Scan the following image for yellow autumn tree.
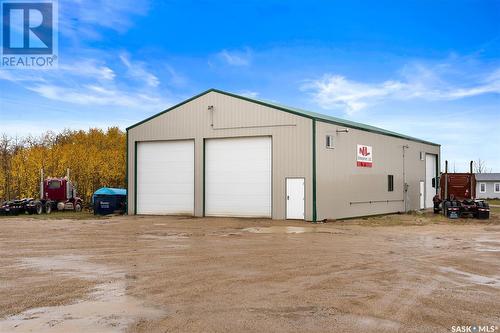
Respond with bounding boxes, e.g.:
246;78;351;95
0;128;126;204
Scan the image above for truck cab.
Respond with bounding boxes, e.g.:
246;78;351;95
433;161;490;219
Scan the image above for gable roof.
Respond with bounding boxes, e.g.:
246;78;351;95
475;173;500;181
127;88;439;146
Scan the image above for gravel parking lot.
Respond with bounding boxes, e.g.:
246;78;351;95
0;212;499;333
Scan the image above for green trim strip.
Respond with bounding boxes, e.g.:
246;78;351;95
202;139;206;216
134;141;138;215
312;119;317;222
126;88;439;147
125;130;129;214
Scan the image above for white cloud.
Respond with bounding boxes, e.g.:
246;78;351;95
302;63;500;114
0;69;46;83
302;75;401;113
0;58;114;83
119;53;160;87
0;55;169;112
28;84;166;110
238;90;259;98
217;48;252;66
164;65;188;87
60;0;150;39
59;60;115;81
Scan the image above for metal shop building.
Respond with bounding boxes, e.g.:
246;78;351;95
126;89;440;221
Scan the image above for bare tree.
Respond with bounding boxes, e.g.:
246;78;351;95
0;134;12;200
473;159;491;173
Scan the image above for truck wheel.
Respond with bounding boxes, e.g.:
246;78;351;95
433;203;440;214
443;201;450;218
74;203;82;212
45;203;52;214
35;202;43;215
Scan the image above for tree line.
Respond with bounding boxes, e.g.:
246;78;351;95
0;127;126;204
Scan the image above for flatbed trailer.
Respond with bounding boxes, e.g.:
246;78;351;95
0;198;53;215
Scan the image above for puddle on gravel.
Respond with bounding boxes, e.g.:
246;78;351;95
346;314;401;331
440;267;500;288
0;255;164;333
138;234;190;249
139;234;189;241
474;236;500;252
242;226;342;234
17;255;122;280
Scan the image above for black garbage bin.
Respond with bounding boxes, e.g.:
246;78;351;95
92;188;127;215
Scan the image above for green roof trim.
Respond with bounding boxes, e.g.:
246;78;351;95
126;88;439;146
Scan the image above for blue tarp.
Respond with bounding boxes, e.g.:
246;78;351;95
92;187;126;203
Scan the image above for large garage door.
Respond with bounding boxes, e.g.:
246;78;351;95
205;137;272;217
425;154;437;208
136;140;194;215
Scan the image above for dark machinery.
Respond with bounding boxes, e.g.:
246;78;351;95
433;161;490;219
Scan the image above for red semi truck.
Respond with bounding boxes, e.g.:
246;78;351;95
0;169;83;215
433;161;490;219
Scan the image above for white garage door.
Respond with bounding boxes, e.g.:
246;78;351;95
205;137;272;217
425;154;437;208
136;140;194;215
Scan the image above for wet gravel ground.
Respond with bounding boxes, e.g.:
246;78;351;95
0;212;499;332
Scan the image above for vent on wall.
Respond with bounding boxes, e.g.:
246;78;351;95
326;135;334;149
420;151;425;161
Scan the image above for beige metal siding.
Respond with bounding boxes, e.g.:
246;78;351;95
128;91;313;220
315;121;440;219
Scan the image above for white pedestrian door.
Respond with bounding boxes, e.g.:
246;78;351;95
419;181;425;209
286;178;305;219
425;154;437;208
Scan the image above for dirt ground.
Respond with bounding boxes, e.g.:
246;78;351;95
0;211;499;333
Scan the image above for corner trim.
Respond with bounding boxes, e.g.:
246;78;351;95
202;138;206;216
134;141;138;215
312;119;317;222
125;130;129;214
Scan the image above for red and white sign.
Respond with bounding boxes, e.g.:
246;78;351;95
356;144;373;167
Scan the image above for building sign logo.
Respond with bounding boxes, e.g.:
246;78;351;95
1;0;58;68
357;144;373;167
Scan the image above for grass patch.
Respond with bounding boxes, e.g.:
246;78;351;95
339;209;500;226
487;199;500;205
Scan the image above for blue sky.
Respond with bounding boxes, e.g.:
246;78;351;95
0;0;499;171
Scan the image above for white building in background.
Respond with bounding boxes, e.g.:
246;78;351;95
476;173;500;199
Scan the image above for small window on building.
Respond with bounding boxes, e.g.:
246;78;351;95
495;183;500;193
388;175;394;192
479;183;486;193
326;135;334;149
